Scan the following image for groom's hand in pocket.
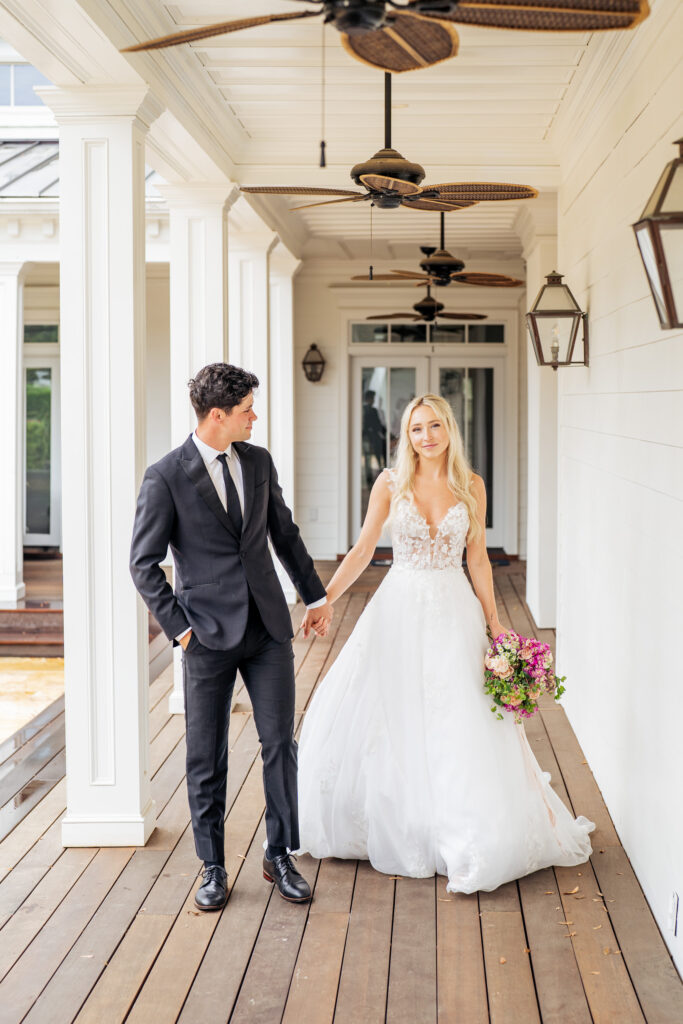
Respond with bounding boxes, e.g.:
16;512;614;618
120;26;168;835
179;630;193;651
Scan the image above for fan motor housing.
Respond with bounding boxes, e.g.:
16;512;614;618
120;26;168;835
351;148;426;206
326;0;388;34
413;295;443;321
420;248;466;281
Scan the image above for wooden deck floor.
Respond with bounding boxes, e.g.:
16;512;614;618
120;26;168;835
0;561;681;1024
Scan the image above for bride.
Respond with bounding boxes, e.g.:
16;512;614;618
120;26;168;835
297;393;594;893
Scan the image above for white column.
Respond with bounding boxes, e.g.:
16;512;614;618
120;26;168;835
517;199;559;629
0;263;26;605
39;85;162;846
269;244;302;605
156;183;239;715
228;227;278;448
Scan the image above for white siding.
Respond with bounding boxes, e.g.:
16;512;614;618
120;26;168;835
554;0;683;972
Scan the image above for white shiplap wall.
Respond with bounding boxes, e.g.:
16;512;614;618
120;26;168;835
554;0;683;972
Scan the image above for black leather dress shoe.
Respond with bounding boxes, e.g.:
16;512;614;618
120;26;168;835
194;864;228;911
263;853;312;903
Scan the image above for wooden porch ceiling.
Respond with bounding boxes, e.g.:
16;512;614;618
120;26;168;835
0;562;681;1022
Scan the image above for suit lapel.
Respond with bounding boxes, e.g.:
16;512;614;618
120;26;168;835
234;442;254;533
179;437;239;540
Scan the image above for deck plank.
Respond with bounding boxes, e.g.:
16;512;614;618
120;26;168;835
435;889;488;1024
386;876;437;1024
480;907;541;1024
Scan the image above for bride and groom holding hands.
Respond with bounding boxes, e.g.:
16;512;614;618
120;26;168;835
130;361;593;911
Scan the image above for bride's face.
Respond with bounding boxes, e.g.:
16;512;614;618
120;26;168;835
408;406;449;461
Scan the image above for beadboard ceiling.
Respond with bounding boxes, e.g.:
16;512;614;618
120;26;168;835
148;1;599;259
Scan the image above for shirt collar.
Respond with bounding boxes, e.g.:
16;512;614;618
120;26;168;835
192;431;233;463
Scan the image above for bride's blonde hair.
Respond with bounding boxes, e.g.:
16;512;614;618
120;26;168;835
391;393;482;543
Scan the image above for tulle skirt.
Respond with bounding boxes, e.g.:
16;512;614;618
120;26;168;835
297;565;594;893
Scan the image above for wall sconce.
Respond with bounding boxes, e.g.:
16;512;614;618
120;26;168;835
526;271;589;371
302;343;326;382
632;139;683;330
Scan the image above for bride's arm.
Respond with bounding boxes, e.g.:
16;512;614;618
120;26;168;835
466;474;508;638
325;471;392;605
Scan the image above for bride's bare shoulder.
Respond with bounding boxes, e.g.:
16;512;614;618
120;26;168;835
469;473;487;499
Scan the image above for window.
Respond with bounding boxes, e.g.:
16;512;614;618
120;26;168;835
24;325;59;344
351;323;388;344
350;321;505;345
431;323;466;344
468;324;505;344
0;64;50;106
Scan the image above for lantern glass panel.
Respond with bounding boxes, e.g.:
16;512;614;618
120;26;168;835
635;223;668;324
536;316;576;364
642;164;673;217
660;163;683;213
659;223;683;324
535;284;577;312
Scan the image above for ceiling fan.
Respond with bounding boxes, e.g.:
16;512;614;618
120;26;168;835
352;211;524;287
241;74;537;213
122;2;649;75
366;283;487;322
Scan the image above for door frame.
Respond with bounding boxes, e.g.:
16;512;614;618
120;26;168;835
23;354;61;546
349;350;512;549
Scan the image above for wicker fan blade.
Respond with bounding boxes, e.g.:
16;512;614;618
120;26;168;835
402;197;477;212
359;175;422;196
241;186;362;197
122;11;318;52
416;0;648;32
290;196;367;211
367;314;421;320
389;270;431;279
436;312;488;320
351;274;410;282
341;13;458;74
429;182;538;202
452;272;524;287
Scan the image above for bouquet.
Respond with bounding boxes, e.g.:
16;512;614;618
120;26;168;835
484;631;565;724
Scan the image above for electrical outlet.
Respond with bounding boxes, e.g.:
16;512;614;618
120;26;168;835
668;892;679;936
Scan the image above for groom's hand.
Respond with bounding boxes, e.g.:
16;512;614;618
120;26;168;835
301;601;333;639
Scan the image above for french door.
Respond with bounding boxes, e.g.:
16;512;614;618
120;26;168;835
23;355;61;546
351;355;504;547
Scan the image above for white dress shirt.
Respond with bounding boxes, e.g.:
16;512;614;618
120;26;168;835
176;432;326;641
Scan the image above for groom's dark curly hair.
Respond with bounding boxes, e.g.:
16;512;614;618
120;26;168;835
189;363;259;419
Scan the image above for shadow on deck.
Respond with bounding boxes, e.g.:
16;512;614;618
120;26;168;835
0;561;681;1023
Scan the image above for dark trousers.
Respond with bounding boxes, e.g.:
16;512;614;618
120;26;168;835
182;598;297;865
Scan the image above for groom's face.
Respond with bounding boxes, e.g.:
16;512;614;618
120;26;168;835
223;391;257;443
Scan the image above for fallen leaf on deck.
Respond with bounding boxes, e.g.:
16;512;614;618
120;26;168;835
80;955;94;959
557;921;574;926
581;760;587;764
617;871;624;876
544;891;554;895
524;948;531;954
603;947;611;955
590;971;600;976
564;932;577;938
573;895;586;900
607;899;615;903
596;891;604;896
563;886;580;894
614;950;622;955
188;910;201;916
438;898;453;902
237;854;246;860
593;925;603;930
499;957;507;964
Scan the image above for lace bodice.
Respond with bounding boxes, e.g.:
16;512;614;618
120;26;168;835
387;471;469;570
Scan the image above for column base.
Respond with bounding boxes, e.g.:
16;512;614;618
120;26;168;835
61;798;156;847
0;582;26;606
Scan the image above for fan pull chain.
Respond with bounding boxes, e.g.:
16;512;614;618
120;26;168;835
369;202;374;281
319;23;326;167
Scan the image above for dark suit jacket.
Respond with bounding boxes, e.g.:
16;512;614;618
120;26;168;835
130;436;326;649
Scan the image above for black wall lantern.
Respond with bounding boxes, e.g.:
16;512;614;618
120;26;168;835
526;271;589;370
302;343;326;382
632;139;683;330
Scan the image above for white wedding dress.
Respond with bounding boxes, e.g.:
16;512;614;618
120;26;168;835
297;472;594;893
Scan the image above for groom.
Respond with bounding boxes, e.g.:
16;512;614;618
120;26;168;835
130;363;332;910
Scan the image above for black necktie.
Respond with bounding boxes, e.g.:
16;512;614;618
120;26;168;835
217;452;243;534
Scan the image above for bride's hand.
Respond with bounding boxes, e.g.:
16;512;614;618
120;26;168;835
488;621;510;640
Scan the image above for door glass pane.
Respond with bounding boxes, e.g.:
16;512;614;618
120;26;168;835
25;368;52;535
390;323;427;344
431;323;465;344
468;324;505;344
388;367;416;463
24;324;59;344
352;323;388;343
361;369;388;524
439;367;493;528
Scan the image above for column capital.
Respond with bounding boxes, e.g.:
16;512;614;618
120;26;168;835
156;182;240;211
269;241;302;280
35;85;163;130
